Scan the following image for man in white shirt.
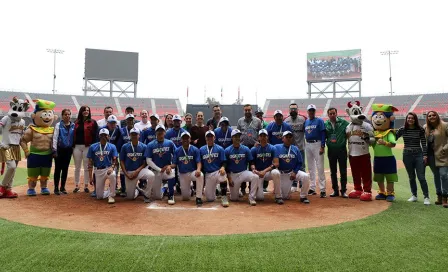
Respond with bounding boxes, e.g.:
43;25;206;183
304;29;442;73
97;106;118;128
134;110;151;132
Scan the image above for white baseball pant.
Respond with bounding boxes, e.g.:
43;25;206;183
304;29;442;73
229;171;258;201
255;169;281;200
204;170;228;201
179;171;204;200
125;168;155;200
149;170;175;200
305;141;326;192
94;168;117;200
73;144;90;187
280;170;310;199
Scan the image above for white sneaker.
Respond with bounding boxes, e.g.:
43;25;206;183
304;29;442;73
221;196;229;207
134;189;139;199
424;197;431;205
249;199;257;206
291;187;297;193
408;195;418;202
168;196;175;205
108;196;115;204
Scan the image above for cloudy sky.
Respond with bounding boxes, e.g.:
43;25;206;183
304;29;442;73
1;0;446;107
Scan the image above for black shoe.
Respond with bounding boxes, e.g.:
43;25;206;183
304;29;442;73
196;198;203;207
144;196;151;203
320;191;327;198
263;188;268;193
300;197;310;204
275;198;284;205
341;191;348;198
308;189;317;195
54;190;60;195
330;191;339;197
84;187;90;193
60;189;68;195
73;187;80;193
120;192;126;197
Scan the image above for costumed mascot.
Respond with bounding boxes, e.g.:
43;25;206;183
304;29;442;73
346;101;375;201
0;97;30;198
20;99;57;196
370;104;399;202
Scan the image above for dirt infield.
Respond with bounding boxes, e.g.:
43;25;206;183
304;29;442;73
0;177;391;236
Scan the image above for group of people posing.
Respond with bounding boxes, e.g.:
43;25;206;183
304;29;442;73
49;103;448;208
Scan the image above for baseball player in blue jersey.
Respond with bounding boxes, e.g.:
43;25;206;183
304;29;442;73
171;131;204;206
225;129;259;205
117;113;136;197
165;115;186;147
200;130;229;207
119;128;155;202
214;117;233;149
140;113;159;144
275;131;310;203
87;128;118;204
250;129;283;204
266;110;292;145
145;124;177;204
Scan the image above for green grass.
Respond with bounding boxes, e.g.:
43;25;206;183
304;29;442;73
2;138;448;271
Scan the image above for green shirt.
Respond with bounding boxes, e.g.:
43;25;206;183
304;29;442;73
373;131;396;157
325;117;349;149
261;121;269;129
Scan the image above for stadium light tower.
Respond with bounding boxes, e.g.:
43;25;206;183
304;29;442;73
380;50;399;96
46;48;64;94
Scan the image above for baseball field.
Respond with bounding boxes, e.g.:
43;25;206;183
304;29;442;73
0;139;447;271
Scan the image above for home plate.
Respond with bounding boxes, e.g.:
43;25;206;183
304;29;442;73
147;203;220;210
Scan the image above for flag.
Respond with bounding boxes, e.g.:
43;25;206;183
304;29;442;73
221;87;223;98
187;86;189;97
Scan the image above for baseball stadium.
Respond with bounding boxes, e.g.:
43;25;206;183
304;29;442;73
1;8;448;270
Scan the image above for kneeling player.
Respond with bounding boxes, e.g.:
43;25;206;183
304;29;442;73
200;131;229;207
120;128;155;202
171;131;204;206
145;125;176;204
275;131;310;204
87;128;118;204
225;129;258;205
250;129;283;204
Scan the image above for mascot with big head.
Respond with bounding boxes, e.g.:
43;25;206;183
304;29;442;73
370;104;399;202
0;97;30;198
20;99;57;196
346;101;375;201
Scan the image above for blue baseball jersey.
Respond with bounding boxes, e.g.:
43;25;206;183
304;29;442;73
144;139;176;168
165;127;186;147
140;126;157;144
266;122;292;145
100;125;122;146
304;118;325;141
173;145;201;173
225;144;253;173
199;144;226;173
214;127;233;148
117;127;133;151
275;144;303;173
119;142;147;172
87;142;118;168
251;144;278;171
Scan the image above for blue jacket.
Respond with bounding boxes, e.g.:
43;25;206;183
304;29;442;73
54;121;75;149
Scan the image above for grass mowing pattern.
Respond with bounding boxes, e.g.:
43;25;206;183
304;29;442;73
1;140;447;271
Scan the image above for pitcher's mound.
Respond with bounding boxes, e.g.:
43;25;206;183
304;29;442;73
0;179;390;236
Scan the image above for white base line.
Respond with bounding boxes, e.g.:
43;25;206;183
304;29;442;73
147;203;220;210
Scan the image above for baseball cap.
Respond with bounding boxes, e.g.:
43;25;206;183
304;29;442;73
130;128;140;134
274;110;283;116
307;104;316;111
150;113;160;120
126;113;135;119
283;131;293;137
205;130;215;137
259;129;268;135
218;117;230;125
107;115;118;123
155;124;166;131
99;128;109;135
173;115;182;121
231;129;242;137
181;131;191;138
255;108;264;115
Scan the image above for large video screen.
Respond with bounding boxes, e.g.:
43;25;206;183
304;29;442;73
84;48;139;82
307;49;361;82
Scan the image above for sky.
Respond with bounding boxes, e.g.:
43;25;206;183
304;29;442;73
1;0;447;108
